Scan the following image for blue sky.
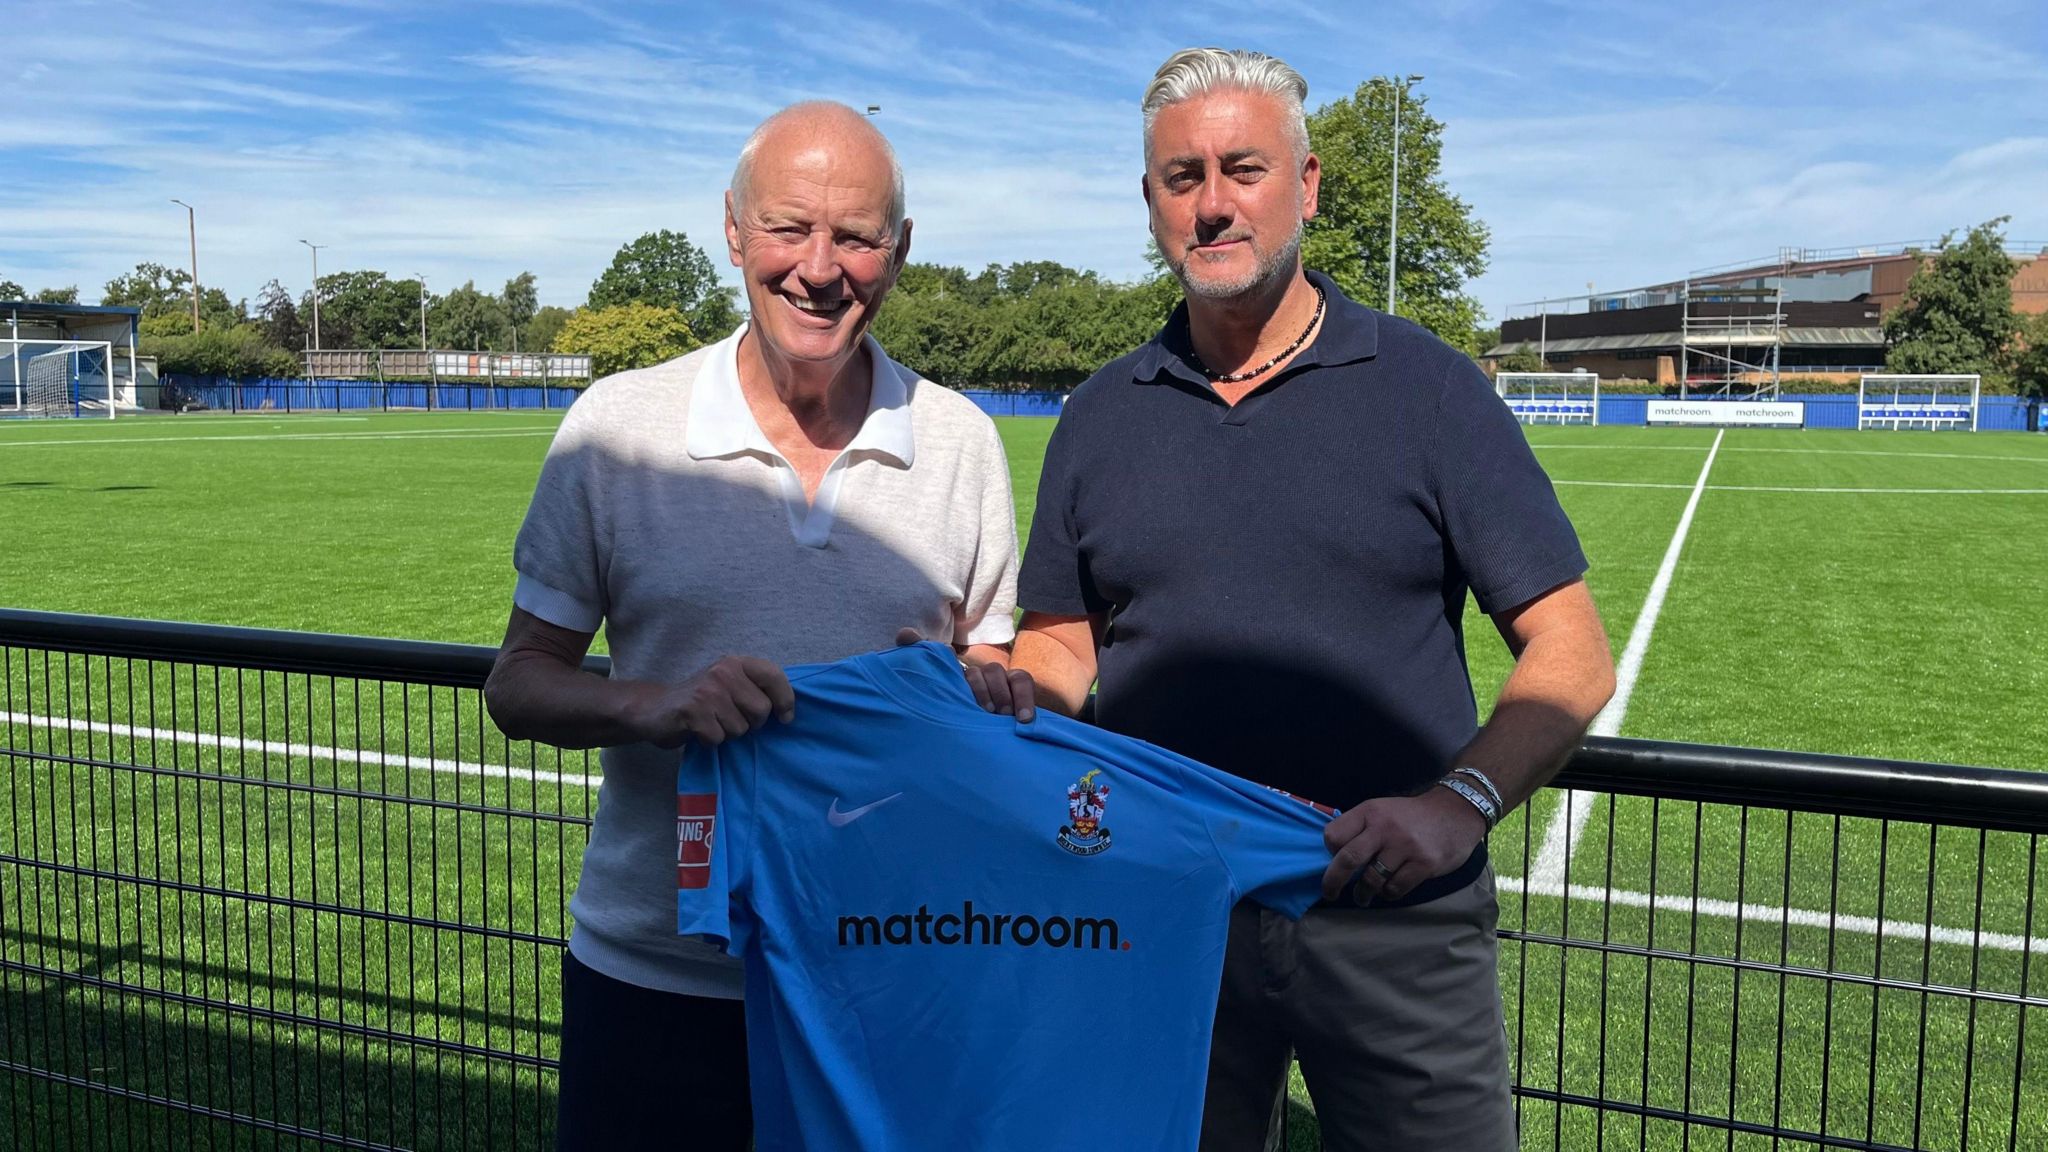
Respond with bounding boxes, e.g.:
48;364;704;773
2;0;2042;323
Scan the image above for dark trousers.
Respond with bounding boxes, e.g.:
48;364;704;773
1199;867;1516;1152
555;951;752;1151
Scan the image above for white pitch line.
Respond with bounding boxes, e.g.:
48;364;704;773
0;429;557;449
1534;443;2048;466
1554;480;2048;495
1;710;598;788
1530;443;1713;453
37;416;378;426
1716;484;2048;495
1725;445;2048;465
1554;480;1696;490
1531;429;1724;888
1495;873;2048;956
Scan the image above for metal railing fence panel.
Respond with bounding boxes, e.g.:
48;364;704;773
3;610;2044;1151
2;615;598;1150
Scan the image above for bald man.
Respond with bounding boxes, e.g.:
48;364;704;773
485;101;1020;1149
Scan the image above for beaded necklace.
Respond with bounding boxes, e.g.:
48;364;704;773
1187;286;1326;384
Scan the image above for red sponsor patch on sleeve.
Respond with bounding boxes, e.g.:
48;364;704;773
677;793;717;890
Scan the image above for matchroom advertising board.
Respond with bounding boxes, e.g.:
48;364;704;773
1646;400;1806;428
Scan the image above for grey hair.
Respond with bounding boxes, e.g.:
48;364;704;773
729;101;906;236
1141;48;1310;165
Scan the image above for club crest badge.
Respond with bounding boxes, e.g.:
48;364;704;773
1057;768;1112;856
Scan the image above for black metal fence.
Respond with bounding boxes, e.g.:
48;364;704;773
156;376;584;416
3;609;2044;1151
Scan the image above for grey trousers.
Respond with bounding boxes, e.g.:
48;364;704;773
1198;867;1517;1152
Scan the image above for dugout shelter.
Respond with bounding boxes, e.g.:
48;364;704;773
2;300;143;418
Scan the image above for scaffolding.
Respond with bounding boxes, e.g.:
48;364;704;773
1679;274;1785;399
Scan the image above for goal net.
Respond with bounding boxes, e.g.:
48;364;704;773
8;341;118;419
1495;371;1599;425
1857;374;1980;432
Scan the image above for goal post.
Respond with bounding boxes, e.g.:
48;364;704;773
1495;371;1600;425
6;339;119;419
1857;374;1980;432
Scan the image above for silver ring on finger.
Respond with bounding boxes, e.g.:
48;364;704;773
1368;857;1395;880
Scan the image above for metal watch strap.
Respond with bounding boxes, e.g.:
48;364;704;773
1437;775;1499;830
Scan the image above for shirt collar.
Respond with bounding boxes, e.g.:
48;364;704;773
1132;269;1380;386
685;323;916;468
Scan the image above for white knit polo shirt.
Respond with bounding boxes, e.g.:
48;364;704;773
512;325;1019;997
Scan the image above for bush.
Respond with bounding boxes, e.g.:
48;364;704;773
550;303;698;377
145;324;299;380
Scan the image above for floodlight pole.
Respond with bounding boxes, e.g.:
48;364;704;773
300;240;325;351
171;199;199;332
1386;74;1423;317
418;275;429;351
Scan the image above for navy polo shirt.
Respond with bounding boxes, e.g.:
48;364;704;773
1018;271;1588;905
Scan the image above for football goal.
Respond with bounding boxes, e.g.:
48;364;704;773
1495;371;1599;425
1857;374;1980;432
6;340;118;419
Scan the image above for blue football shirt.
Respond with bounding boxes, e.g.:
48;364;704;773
676;641;1336;1150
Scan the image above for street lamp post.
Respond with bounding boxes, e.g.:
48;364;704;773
1386;74;1424;317
170;199;199;332
299;240;325;351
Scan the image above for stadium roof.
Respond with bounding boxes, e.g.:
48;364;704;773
1485;326;1883;358
2;301;142;320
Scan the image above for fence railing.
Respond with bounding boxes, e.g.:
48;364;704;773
157;376;584;415
3;609;2044;1150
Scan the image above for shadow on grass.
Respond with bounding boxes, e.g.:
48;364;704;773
0;927;560;1151
0;923;561;1049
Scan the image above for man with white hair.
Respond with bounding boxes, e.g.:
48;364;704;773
970;49;1616;1150
485;101;1019;1149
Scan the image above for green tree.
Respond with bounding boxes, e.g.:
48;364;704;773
255;280;307;352
307;271;427;349
996;260;1091;296
0;277;24;300
551;303;697;376
102;262;193;318
131;287;245;338
198;288;245;331
144;323;298;380
872;277;990;386
1495;347;1545;373
32;285;79;304
430;280;511;351
588;231;740;340
874;261;1178;390
1884;218;2021;381
1301;77;1490;350
502;272;539;343
2012;309;2048;401
523;305;574;359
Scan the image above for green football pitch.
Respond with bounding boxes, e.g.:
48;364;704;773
3;409;2047;1149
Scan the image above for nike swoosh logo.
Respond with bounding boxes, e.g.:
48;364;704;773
827;792;903;827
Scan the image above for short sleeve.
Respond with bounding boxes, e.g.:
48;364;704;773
511;396;608;633
1180;761;1334;920
675;743;750;953
1430;358;1589;615
1016;406;1109;617
956;420;1020;646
